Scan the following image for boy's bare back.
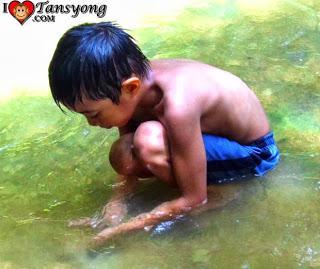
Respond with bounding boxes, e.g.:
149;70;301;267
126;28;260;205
132;59;270;145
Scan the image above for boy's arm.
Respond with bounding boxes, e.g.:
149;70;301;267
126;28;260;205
68;173;138;228
99;174;138;227
91;107;207;247
99;125;140;226
69;125;139;228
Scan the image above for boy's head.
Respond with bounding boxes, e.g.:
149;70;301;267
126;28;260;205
49;22;150;128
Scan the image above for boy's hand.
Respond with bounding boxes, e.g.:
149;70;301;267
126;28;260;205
69;175;137;229
99;199;128;227
68;199;128;229
87;184;243;248
68;217;93;228
87;197;200;249
68;200;127;229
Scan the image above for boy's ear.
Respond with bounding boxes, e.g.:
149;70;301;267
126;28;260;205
121;77;141;96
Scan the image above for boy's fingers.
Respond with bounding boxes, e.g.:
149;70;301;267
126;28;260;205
68;217;95;228
94;217;111;230
68;200;128;230
101;201;128;226
88;228;115;250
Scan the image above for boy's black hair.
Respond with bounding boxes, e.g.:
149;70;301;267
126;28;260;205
48;21;150;110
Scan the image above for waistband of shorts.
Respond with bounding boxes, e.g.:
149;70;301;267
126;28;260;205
249;131;275;148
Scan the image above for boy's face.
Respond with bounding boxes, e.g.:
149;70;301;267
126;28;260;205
74;98;130;128
73;77;140;129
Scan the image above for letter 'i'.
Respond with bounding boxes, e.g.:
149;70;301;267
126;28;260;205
3;3;8;13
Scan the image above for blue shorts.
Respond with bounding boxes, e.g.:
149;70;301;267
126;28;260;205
203;132;280;184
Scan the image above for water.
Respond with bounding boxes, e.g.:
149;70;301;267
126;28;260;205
1;0;320;268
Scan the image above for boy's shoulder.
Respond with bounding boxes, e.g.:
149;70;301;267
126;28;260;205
150;58;212;72
150;58;241;86
149;58;244;102
143;59;221;120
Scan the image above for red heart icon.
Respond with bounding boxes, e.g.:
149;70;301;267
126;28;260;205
9;1;35;25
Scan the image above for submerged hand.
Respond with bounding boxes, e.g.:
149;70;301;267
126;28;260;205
89;227;119;249
68;200;128;230
87;198;195;249
99;199;128;228
68;217;95;228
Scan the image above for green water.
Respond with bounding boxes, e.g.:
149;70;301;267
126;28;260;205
1;0;320;268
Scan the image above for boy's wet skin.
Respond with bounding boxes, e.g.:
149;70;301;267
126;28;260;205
70;59;270;247
75;59;270;144
48;17;280;250
108;123;245;218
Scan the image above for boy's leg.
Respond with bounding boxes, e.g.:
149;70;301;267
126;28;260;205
109;132;153;178
131;125;279;186
132;121;241;211
71;122;253;229
132;121;176;187
69;134;146;229
69;123;174;229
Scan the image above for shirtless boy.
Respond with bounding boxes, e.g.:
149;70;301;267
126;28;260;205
48;22;280;247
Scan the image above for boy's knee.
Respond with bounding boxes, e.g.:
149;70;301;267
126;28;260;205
133;121;167;165
109;134;135;175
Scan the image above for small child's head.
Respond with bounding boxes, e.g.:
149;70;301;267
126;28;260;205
49;22;150;128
